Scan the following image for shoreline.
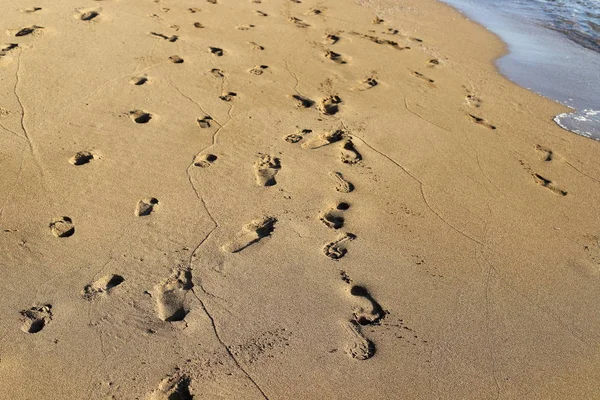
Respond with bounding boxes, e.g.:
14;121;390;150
1;0;600;398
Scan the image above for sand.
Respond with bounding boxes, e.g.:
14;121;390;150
1;0;599;398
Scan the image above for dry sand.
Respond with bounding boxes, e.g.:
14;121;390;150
1;0;599;398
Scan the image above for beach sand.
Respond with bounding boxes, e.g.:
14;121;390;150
1;0;599;398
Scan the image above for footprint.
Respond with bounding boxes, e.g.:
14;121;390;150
411;71;435;87
49;217;75;238
0;43;18;58
352;76;378;91
222;216;277;253
302;129;344;149
154;267;193;322
318;95;342;115
323;232;356;260
20;304;52;334
169;55;184;64
532;173;567;196
209;47;224;56
289;17;310;28
467;114;496;130
342;320;375;360
15;26;43;37
291;94;315;108
428;59;440;67
249;65;269;75
188;7;201;13
284;128;311;143
249;41;265;50
348;285;385;325
372;16;384;24
22;7;42;13
349;31;410;50
466;94;482;108
219;91;237;102
207;0;218;3
193;153;217;168
130;110;152;123
237;24;255;31
329;171;354;193
193;22;205;28
69;150;97;166
210;68;225;78
254;10;268;16
79;10;99;21
135;198;159;216
148;369;193;400
82;275;125;301
325;50;347;64
320;206;345;229
324;33;340;45
340;139;362;164
197;116;213;128
150;32;178;42
130;75;148;85
535;145;553;162
253;154;281;186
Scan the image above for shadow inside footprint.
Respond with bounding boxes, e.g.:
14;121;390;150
155;268;193;322
130;110;152;124
350;285;386;325
82;275;125;301
49;216;74;238
136;198;159;216
222;216;276;253
342;320;376;360
254;154;281;186
20;304;52;334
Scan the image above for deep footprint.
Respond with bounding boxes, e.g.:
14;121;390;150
194;154;217;168
323;232;356;260
130;110;152;123
50;216;75;237
318;95;342;115
69;150;96;166
342;320;376;360
136;198;159;216
349;285;386;325
329;171;354;193
20;304;52;333
82;274;125;301
222;216;276;253
154;267;193;322
340;139;362;164
254;154;281;186
468;114;496;130
532;173;567;196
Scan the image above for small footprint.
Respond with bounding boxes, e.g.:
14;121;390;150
209;47;224;56
135;197;159;216
348;285;385;325
329;171;354;193
318;95;342;115
340;139;361;164
154;267;193;322
15;26;43;37
320;203;348;229
428;59;440;67
237;24;255;31
150;32;178;42
20;304;52;334
194;22;205;28
466;94;482;108
323;232;356;260
291;94;315;108
324;33;340;45
169;55;184;64
0;43;18;58
79;10;99;21
372;16;384;24
468;114;496;130
22;7;42;13
532;173;567;196
325;50;347;64
254;10;268;16
284;128;311;143
535;145;553;162
50;217;75;238
222;216;276;253
82;275;125;301
411;71;435;87
289;17;310;28
130;75;148;85
188;7;201;13
254;154;281;186
69;150;97;166
207;0;218;3
249;41;265;50
302;129;344;149
197;116;213;128
249;65;269;75
193;153;217;168
211;68;225;77
352;76;378;91
219;91;237;102
342;320;375;360
130;110;152;123
148;369;193;400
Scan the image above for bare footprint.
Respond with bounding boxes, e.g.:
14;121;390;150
249;65;269;75
323;232;356;260
50;217;75;238
284;128;311;143
147;369;193;400
82;275;125;301
466;94;482;108
193;154;217;168
254;10;268;16
532;173;567;196
169;55;184;64
150;32;178;42
289;17;310;28
21;7;42;13
535;144;553;162
130;110;152;123
130;75;148;85
290;94;314;108
79;10;99;21
209;46;224;56
219;91;237;102
154;267;193;322
197;116;213;128
329;171;354;193
222;216;276;253
69;150;97;166
318;95;342;115
320;206;345;229
325;50;348;64
340;139;361;164
254;154;281;186
324;33;340;45
411;71;436;87
20;304;52;334
14;26;43;37
249;41;265;50
136;198;159;216
468;114;496;130
342;320;375;360
348;285;386;325
352;76;378;91
302;129;344;149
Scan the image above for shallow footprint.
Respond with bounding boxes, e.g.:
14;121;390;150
82;274;125;301
352;76;378;91
302;129;344;149
254;154;281;186
148;369;193;400
323;232;356;260
20;304;52;333
340;139;361;164
249;65;269;75
468;114;496;130
342;320;375;360
154;267;193;322
50;217;74;237
136;198;159;216
329;171;354;193
209;46;224;56
532;173;567;196
130;75;148;85
197;116;213;128
222;216;276;253
169;55;184;64
284;128;311;143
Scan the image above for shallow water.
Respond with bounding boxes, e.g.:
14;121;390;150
441;0;600;141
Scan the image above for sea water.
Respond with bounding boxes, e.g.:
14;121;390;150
440;0;600;141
